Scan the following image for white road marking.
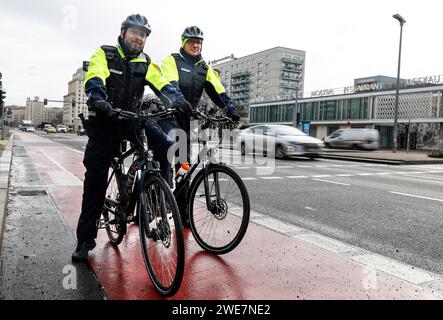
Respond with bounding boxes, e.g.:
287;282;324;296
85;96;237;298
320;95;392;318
248;208;443;294
390;191;443;202
312;179;350;186
335;174;355;177
312;175;333;178
351;254;436;284
40;149;83;186
242;177;257;181
260;176;284;180
403;175;443;182
286;175;308;179
293;233;358;254
252;217;306;234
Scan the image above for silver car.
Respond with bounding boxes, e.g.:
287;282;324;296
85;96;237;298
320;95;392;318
56;125;67;133
238;124;324;159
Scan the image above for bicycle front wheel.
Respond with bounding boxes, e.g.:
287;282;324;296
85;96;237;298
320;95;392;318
189;164;250;254
138;174;184;297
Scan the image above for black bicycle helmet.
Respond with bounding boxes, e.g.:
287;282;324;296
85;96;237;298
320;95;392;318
121;14;151;36
181;26;204;40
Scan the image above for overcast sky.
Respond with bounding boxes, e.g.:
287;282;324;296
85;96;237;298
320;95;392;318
1;0;443;106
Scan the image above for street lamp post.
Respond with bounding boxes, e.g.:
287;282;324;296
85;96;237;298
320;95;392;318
292;87;299;127
392;13;406;153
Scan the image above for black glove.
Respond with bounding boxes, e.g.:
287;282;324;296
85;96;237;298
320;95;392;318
226;111;240;121
173;100;193;118
92;100;113;118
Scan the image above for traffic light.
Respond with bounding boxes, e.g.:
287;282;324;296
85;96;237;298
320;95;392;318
82;61;89;72
44;98;48;105
296;112;301;126
0;90;6;104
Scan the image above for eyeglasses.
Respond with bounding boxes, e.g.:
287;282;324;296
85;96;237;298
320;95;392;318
186;39;202;46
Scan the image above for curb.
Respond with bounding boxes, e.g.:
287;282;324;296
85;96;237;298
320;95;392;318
0;133;14;251
319;154;404;165
319;154;443;165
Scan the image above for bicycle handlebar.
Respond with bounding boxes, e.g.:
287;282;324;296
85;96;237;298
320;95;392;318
191;110;237;130
112;107;176;121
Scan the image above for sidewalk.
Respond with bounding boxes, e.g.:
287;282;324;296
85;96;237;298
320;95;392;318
0;134;13;251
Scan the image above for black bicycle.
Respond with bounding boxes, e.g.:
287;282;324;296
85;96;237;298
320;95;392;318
174;110;250;254
96;103;184;296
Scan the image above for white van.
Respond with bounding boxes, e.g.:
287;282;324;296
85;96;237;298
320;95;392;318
324;128;379;150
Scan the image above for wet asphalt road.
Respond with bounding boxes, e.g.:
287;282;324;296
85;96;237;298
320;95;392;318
36;131;443;275
2;131;442;300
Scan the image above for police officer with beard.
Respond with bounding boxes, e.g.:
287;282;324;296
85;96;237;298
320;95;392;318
72;14;192;261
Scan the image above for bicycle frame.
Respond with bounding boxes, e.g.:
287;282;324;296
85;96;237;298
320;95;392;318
107;117;164;220
173;112;234;212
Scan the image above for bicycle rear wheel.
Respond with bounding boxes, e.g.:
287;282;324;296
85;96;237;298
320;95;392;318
189;164;250;254
138;174;184;296
101;166;127;245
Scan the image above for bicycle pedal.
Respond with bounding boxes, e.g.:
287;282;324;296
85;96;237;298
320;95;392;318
96;219;108;229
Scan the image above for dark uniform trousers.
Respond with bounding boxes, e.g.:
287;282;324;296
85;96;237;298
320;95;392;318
76;119;174;243
157;116;191;222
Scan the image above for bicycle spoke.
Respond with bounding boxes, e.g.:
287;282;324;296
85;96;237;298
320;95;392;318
190;166;250;254
139;176;183;296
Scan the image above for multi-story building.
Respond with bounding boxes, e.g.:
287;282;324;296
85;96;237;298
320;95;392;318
25;97;44;125
64;67;88;129
43;107;63;125
249;74;443;151
24;97;63;127
213;47;305;118
5;105;26;126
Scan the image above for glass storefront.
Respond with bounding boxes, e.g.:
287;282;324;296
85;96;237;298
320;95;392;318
251;97;369;123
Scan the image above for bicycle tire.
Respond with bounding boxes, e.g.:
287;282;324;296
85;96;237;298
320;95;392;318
102;166;127;245
189;164;250;255
138;174;184;296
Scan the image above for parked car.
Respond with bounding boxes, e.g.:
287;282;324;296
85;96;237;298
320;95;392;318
324;128;379;150
46;126;57;133
238;124;325;159
56;125;67;133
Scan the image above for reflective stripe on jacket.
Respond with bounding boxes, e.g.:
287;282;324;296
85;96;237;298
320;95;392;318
161;53;235;112
84;44;184;111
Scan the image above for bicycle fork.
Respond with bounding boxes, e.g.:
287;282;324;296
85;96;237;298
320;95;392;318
202;163;224;215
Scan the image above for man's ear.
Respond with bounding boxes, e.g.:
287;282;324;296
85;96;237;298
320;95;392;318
120;29;126;38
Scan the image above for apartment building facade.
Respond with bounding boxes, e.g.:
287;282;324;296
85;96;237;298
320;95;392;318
213;47;305;118
64;67;88;129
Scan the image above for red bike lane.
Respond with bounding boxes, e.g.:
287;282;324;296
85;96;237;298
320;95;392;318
18;132;441;300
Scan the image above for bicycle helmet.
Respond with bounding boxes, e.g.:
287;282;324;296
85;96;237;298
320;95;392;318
181;26;204;41
121;14;151;36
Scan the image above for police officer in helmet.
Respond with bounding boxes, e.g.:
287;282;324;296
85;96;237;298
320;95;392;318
159;26;240;227
72;14;191;261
